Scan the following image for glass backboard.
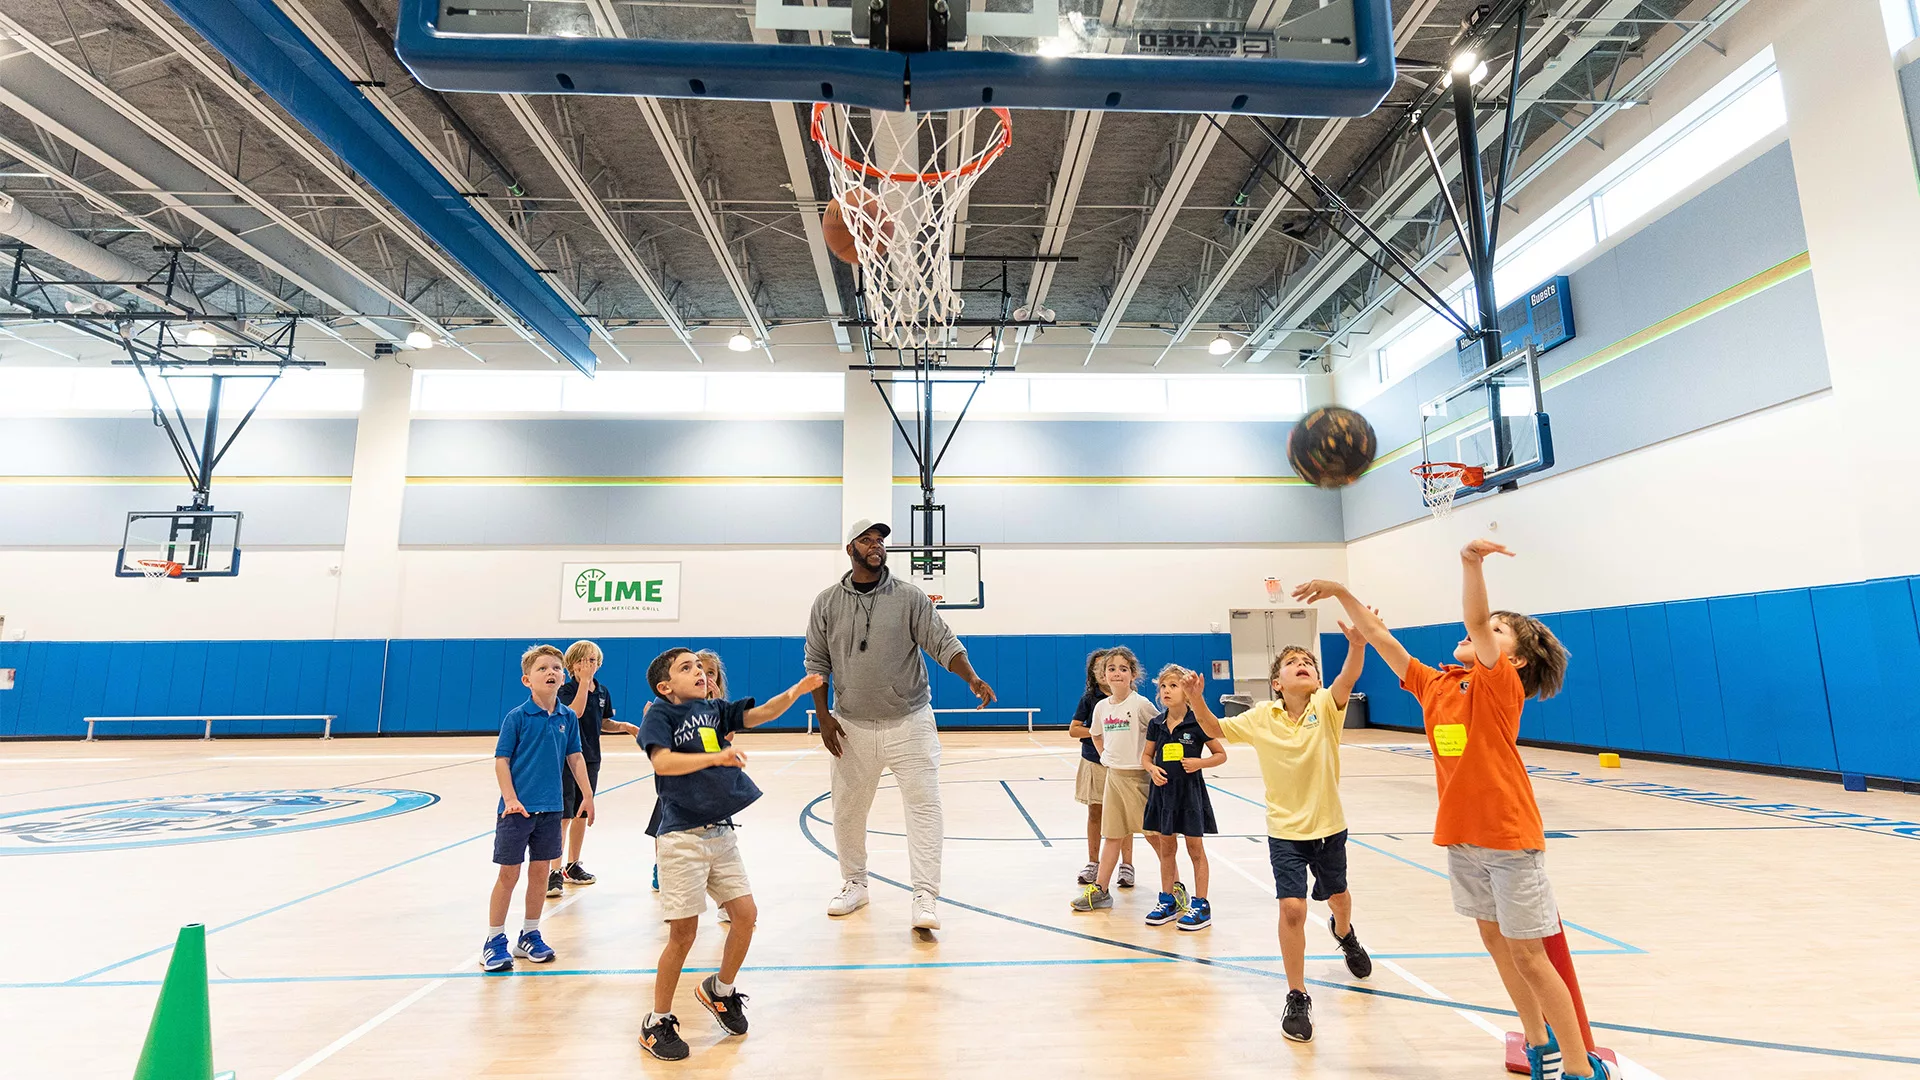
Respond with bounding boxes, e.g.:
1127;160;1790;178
116;511;244;580
394;0;1396;116
1418;346;1555;500
892;545;983;610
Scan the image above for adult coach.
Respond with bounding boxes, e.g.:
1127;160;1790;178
806;519;994;931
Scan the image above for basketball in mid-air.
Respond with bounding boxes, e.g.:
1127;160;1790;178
823;188;894;264
1288;406;1378;489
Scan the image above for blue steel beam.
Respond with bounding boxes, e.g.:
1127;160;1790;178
159;0;600;374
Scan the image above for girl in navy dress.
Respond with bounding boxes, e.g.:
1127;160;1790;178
1141;664;1227;930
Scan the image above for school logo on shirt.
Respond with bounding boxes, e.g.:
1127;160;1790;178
0;788;439;854
1301;712;1320;729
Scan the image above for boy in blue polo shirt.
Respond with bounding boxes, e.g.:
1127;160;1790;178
482;644;597;973
636;646;822;1061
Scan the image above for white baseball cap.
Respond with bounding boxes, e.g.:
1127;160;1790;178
844;519;892;545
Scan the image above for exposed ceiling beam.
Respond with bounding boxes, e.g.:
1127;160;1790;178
1020;109;1101;343
1240;0;1647;361
1082;0;1287;355
1157;0;1451;361
578;0;767;356
0;12;430;339
272;0;632;363
113;0;560;362
496;92;698;356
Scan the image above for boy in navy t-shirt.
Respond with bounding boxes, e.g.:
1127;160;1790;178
482;644;596;973
636;647;823;1062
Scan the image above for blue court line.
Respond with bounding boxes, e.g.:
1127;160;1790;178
998;780;1051;847
0;949;1633;991
795;792;1920;1068
65;772;653;985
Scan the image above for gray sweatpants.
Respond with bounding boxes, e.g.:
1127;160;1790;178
830;705;943;897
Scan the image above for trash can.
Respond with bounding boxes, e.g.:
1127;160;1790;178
1344;692;1369;729
1219;694;1254;717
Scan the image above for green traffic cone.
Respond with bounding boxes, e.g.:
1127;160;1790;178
133;923;214;1080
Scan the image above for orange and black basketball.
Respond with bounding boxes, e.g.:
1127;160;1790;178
1287;405;1378;489
823;188;893;264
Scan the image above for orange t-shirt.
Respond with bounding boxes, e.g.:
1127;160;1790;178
1401;655;1545;851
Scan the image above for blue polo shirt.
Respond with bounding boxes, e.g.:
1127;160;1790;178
637;697;759;835
495;698;582;815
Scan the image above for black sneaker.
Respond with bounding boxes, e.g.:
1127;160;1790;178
640;1013;690;1061
1281;989;1314;1043
563;862;597;885
545;869;563;898
1330;916;1373;978
696;973;750;1036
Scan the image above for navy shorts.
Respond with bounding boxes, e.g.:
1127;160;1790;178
563;760;600;819
1267;830;1350;901
493;810;564;865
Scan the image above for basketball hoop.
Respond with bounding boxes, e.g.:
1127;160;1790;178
811;103;1013;348
137;559;183;579
1412;462;1485;519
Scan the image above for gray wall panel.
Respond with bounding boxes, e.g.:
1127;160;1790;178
1902;55;1920;172
896;483;1343;544
407;419;842;477
0;418;357;476
1343;142;1828;539
893;419;1297;477
0;484;349;545
400;484;839;545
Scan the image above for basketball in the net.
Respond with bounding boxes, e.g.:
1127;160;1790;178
824;188;893;264
1288;406;1378;489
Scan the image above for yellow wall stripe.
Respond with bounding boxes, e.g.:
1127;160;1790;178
1365;249;1813;475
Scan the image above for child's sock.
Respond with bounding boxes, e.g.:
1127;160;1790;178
647;1011;674;1026
486;924;505;940
521;918;539;933
713;978;735;996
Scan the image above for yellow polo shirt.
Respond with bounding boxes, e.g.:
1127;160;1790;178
1220;688;1347;841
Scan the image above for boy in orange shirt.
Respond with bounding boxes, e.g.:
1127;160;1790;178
1296;540;1609;1080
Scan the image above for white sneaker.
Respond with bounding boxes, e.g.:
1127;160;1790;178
717;906;731;923
827;881;869;917
911;890;941;930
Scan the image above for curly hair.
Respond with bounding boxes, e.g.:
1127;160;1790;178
1269;645;1319;683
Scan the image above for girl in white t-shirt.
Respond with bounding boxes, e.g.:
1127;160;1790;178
1071;647;1161;911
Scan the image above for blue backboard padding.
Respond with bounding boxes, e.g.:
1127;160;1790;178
0;634;1233;741
162;0;598;374
393;0;1394;117
1328;577;1920;782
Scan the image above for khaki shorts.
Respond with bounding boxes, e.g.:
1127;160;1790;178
657;825;752;921
1099;769;1150;839
1447;844;1559;939
1075;759;1108;805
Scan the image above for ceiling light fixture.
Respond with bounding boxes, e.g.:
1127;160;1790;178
1208;334;1233;356
184;324;216;347
405;329;433;350
727;332;754;352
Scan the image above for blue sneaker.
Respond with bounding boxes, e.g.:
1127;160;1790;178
1576;1053;1618;1080
652;864;660;892
1177;897;1212;931
1526;1025;1562;1080
1145;893;1181;925
514;929;555;964
480;933;513;972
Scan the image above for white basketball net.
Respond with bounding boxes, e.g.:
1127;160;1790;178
1414;463;1482;520
812;104;1012;349
138;559;181;579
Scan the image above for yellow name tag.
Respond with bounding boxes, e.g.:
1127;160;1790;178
698;727;721;753
1161;743;1185;762
1433;723;1468;757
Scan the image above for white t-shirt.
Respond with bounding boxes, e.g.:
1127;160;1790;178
1094;692;1159;771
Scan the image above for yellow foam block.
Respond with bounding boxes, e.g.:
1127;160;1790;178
1597;752;1621;768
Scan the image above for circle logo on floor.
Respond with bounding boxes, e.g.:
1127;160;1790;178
0;788;439;854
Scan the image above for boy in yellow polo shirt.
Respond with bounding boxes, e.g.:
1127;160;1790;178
1189;621;1371;1044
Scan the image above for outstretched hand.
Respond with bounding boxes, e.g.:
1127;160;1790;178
1460;538;1514;564
1339;606;1380;644
795;673;827;695
1292;579;1347;604
1180;671;1206;705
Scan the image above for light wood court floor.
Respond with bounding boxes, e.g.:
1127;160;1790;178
2;729;1917;1078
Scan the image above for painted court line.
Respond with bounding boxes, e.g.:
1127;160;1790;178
998;780;1051;847
1381;958;1508;1041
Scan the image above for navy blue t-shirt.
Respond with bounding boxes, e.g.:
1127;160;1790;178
559;678;616;765
637;697;759;835
1072;687;1104;764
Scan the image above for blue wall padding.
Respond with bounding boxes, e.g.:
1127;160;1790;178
1329;576;1920;782
0;634;1233;741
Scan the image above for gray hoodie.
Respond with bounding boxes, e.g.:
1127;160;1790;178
804;566;966;721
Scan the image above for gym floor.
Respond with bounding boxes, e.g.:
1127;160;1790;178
3;729;1915;1078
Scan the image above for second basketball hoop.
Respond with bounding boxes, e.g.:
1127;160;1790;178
811;103;1012;349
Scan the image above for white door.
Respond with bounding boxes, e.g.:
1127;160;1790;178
1228;607;1319;701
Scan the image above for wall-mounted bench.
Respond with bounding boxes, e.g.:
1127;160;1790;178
83;715;335;741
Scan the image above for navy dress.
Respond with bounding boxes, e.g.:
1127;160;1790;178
1141;713;1218;836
